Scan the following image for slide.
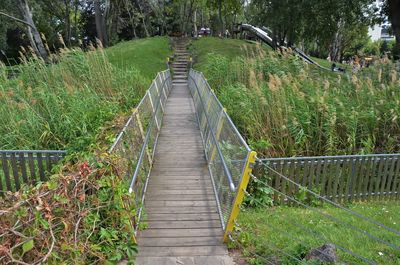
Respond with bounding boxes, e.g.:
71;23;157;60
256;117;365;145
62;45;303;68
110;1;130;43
240;24;333;72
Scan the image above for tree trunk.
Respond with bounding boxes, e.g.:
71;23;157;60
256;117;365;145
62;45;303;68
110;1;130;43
94;0;105;46
102;0;110;46
135;0;149;37
330;20;344;62
74;0;79;44
64;0;71;46
193;9;198;38
388;0;400;60
218;0;223;36
18;0;49;60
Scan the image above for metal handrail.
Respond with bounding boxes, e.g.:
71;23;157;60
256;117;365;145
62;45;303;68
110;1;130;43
188;73;236;191
259;153;400;161
128;75;171;193
0;150;66;154
108;70;170;154
197;71;251;152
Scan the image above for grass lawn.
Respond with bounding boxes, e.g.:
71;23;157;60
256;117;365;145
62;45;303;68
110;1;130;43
189;37;271;71
106;36;171;80
235;201;400;265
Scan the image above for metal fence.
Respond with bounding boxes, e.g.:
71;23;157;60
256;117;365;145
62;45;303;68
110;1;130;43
257;154;400;203
109;69;172;237
0;150;66;195
188;69;256;241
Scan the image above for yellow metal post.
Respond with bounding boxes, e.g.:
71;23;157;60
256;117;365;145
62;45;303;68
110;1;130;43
223;150;257;242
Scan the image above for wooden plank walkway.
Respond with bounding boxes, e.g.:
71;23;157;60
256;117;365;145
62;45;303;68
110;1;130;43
135;39;235;265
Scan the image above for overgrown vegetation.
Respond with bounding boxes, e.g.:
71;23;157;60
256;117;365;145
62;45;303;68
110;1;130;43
0;125;137;264
0;37;170;151
192;37;400;265
0;37;171;263
235;201;400;265
193;37;400;157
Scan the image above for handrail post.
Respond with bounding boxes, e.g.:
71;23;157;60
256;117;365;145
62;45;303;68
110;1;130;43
224;150;257;242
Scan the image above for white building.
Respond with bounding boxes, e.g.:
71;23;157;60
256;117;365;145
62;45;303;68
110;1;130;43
368;0;395;41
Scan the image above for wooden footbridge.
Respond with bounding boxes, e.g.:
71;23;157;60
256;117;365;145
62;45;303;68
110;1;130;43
109;38;256;264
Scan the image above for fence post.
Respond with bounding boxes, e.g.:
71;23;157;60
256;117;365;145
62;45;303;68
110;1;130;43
224;151;257;242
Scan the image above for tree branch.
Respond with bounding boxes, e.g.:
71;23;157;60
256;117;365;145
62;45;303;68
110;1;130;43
0;11;34;28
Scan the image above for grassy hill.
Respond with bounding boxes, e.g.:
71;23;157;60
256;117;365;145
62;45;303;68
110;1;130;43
0;37;171;151
190;37;400;157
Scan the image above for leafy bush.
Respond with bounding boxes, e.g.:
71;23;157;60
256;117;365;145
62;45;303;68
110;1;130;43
0;151;137;264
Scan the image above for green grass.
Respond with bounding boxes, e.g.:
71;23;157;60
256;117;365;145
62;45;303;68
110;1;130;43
311;56;350;71
106;37;171;79
191;38;400;157
236;201;400;265
0;37;171;151
189;37;271;71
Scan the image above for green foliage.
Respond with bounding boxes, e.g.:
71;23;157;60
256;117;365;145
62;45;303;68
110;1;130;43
0;152;138;264
193;38;400;157
0;37;170;151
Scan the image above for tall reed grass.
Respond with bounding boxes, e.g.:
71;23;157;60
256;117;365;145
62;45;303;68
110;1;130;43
201;47;400;157
0;48;148;151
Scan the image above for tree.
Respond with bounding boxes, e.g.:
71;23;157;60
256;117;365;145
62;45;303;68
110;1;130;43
0;0;49;60
383;0;400;59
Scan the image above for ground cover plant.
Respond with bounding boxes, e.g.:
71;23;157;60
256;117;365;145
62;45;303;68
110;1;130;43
0;37;170;152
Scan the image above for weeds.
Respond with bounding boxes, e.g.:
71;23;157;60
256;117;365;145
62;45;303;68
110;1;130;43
0;47;149;151
200;49;400;157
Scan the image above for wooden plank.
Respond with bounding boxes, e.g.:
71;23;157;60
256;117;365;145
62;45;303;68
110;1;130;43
0;158;4;195
332;160;341;202
138;237;222;247
27;152;37;185
320;158;329;198
138;228;223;238
380;156;392;199
10;152;20;191
362;157;372;201
148;185;214;192
135;255;234;265
145;206;218;214
325;159;334;200
148;179;212;186
145;200;216;207
37;152;46;181
385;157;397;199
147;213;220;221
19;152;28;184
137;246;227;257
45;152;52;173
1;153;12;191
375;157;386;200
337;160;346;202
147;220;221;229
368;157;378;200
392;158;400;200
149;174;210;179
146;194;215;201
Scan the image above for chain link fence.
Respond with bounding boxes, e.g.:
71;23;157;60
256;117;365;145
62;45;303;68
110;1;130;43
188;69;253;234
109;69;172;234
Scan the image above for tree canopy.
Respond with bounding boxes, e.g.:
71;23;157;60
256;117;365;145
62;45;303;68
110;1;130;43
0;0;399;62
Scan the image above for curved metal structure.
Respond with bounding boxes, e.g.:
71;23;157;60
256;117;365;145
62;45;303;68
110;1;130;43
240;24;334;72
